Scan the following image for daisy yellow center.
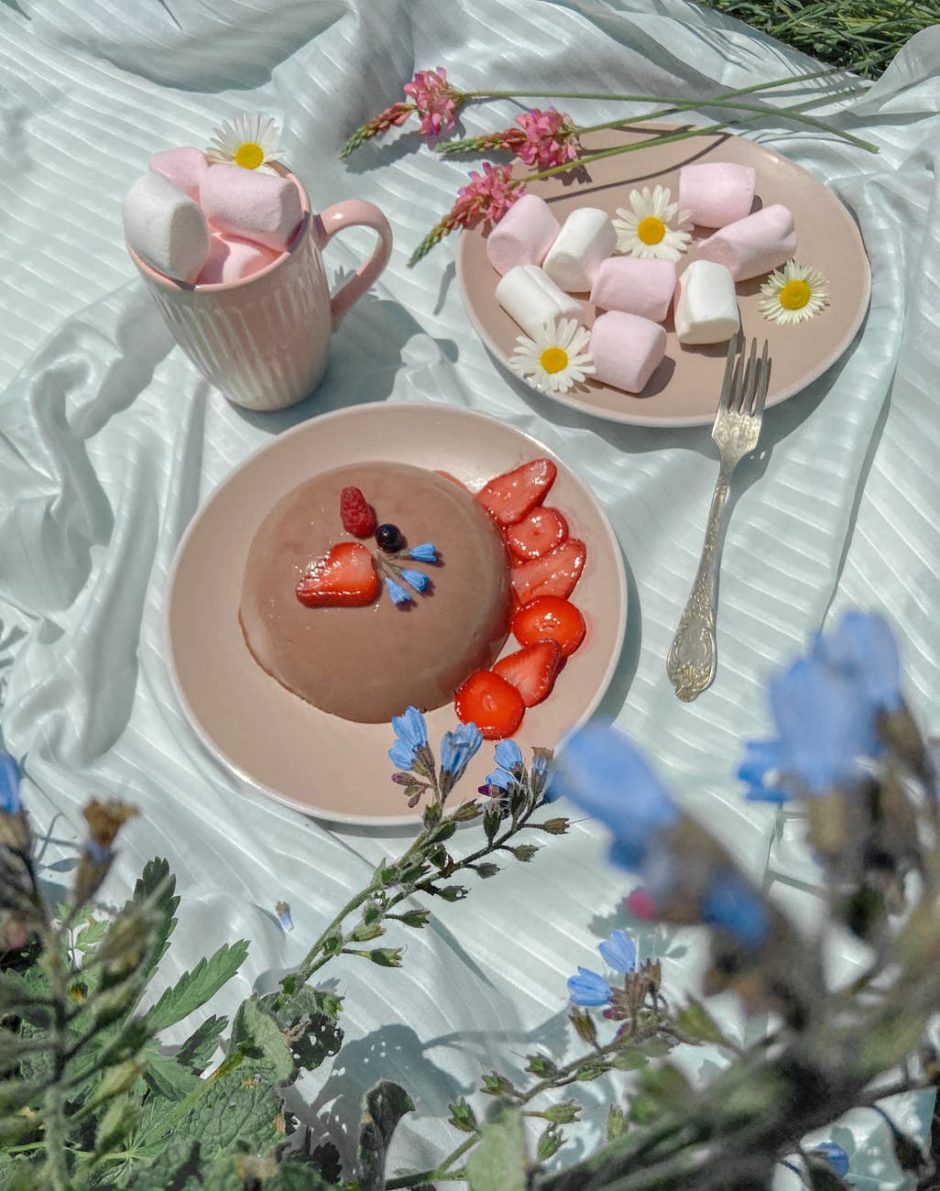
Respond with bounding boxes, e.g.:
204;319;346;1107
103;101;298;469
778;279;812;310
234;141;265;169
539;347;569;374
636;216;666;245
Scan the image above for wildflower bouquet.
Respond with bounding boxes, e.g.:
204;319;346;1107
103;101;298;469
2;610;939;1189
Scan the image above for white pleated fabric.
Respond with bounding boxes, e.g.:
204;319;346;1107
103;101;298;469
1;0;938;1183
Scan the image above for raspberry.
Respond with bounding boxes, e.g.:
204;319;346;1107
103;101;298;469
340;487;376;538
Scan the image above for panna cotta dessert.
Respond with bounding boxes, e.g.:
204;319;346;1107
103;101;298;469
239;462;512;723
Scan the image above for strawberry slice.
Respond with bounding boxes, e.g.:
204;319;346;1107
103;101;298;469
512;595;586;657
475;458;557;527
511;539;586;606
454;670;525;740
493;640;563;708
296;542;380;607
506;507;569;561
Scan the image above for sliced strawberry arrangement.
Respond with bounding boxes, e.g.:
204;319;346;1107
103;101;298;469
475;458;557;527
506;507;569;562
493;640;563;708
296;542;380;607
455;670;525;740
340;486;377;538
511;539;586;606
512;595;586;658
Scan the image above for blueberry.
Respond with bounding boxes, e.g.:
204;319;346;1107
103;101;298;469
375;523;405;553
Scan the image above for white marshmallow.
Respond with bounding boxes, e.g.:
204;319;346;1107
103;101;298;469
122;170;210;283
486;194;561;275
495;265;582;338
542;207;617;292
674;260;740;345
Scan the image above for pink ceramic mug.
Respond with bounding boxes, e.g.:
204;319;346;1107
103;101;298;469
127;171;392;412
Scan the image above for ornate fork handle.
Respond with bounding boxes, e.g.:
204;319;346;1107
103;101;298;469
667;462;734;702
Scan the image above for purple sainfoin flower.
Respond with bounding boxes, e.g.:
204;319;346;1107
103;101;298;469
812;1141;849;1178
0;753;22;815
567;965;612;1007
388;706;429;771
700;871;769;950
547;722;680;867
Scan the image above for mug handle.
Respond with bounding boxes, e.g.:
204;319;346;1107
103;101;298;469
312;200;394;332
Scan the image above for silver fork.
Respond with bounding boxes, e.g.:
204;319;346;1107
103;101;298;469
666;335;771;702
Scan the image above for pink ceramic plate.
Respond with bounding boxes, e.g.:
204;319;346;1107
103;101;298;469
457;126;871;427
166;403;627;827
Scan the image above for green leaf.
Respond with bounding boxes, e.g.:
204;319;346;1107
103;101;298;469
142;1049;202;1101
95;1094;142;1155
157;1069;284;1161
466;1104;526;1191
606;1105;627;1141
358;1080;415;1191
125;858;180;984
175;1014;228;1075
146;941;249;1034
231;996;295;1086
674;997;729;1046
125;1136;202;1190
75;914;111;956
258;988;343;1074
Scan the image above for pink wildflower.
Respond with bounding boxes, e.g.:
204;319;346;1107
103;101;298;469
512;107;581;170
449;161;523;228
403;66;460;137
625;888;659;921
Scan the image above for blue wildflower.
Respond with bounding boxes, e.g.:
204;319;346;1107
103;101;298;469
547;723;681;868
439;722;483;790
0;753;22;815
812;1141;849;1178
399;568;431;594
406;543;439;564
567;966;612;1007
598;929;637;973
389;706;428;771
82;839;111;865
495;740;523;770
484;768;513;791
739;738;791;803
813;610;902;713
275;900;294;932
700;872;769;950
529;748;551;795
385;577;413;607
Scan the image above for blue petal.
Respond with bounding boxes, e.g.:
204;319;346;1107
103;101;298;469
82;839;111;865
700;872;769;950
812;1142;849;1178
385;577;413;607
400;568;431;593
548;723;680;867
815;610;902;713
391;706;427;750
406;543;439;563
0;753;21;815
389;739;418;770
495;740;524;770
485;768;513;790
566;966;612;1007
440;722;483;782
598;929;636;974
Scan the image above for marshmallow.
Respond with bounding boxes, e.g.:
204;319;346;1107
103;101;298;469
591;311;666;394
674;260;740;345
486;194;561;276
199;164;304;252
542;207;617;292
149;146;208;202
123;170;210;283
695;203;796;281
679;162;756;229
590;257;677;323
196;233;281;285
495;265;581;338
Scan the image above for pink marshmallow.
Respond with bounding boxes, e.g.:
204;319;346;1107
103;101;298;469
195;233;281;285
149;146;208;202
199;164;304;252
589;257;677;323
486;194;561;275
591;311;666;394
695;203;797;281
679;162;756;228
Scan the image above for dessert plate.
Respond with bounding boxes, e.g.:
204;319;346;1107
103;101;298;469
166;403;627;827
457;126;871;428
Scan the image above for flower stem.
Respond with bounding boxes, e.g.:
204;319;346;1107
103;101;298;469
40;926;70;1191
385;1135;479;1189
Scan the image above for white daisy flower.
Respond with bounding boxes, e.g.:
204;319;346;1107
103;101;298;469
758;259;830;325
613;184;692;261
509;318;595;394
207;113;283;172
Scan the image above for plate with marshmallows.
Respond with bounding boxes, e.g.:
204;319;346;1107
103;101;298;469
457;125;871;428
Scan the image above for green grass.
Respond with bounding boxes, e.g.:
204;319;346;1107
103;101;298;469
697;0;939;77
